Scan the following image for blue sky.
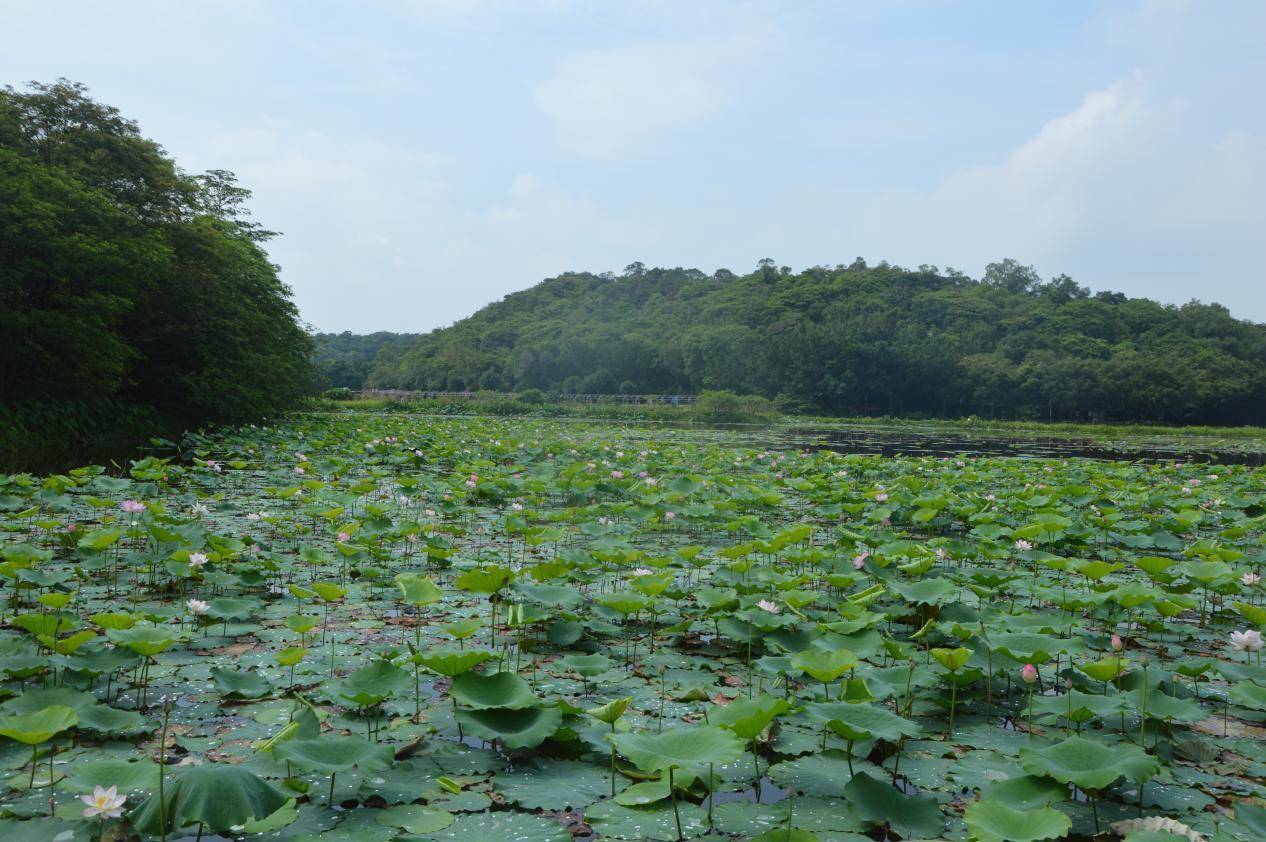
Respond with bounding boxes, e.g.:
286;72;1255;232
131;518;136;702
4;0;1264;331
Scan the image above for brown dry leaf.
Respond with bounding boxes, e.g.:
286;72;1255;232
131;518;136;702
722;675;743;687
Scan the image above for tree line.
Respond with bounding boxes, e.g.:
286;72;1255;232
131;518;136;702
359;260;1266;425
1;80;314;466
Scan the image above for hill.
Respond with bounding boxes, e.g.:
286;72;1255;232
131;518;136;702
314;331;418;390
367;259;1266;425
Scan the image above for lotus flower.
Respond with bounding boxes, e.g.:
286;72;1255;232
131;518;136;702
1243;572;1261;587
120;500;145;514
756;599;780;614
337;531;351;543
1231;630;1264;652
631;568;654;577
874;492;888;502
1111;634;1124;652
611;470;623;479
187;599;209;614
1014;539;1033;552
663;511;676;522
188;552;207;568
80;784;126;818
1020;663;1038;684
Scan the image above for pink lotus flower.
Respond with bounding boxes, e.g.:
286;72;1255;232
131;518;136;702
611;470;623;480
1111;634;1124;652
120;500;145;514
756;599;780;614
853;553;869;570
1020;663;1038;684
337;531;351;543
1014;539;1033;552
1243;572;1261;587
874;492;888;502
81;784;126;819
66;523;76;532
663;511;676;522
294;466;305;474
1231;630;1264;652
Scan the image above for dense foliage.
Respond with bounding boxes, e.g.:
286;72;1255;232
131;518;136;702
0;81;312;464
367;260;1266;424
314;331;418;390
2;412;1265;839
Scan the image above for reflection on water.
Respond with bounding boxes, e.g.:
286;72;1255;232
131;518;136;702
785;425;1265;465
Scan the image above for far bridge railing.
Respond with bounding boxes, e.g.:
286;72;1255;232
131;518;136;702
357;390;697;406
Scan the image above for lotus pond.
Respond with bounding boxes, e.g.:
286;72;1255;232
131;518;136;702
2;413;1266;841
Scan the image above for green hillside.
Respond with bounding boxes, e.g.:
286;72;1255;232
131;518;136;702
367;259;1266;424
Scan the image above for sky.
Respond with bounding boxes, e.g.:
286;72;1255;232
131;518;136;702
3;0;1264;331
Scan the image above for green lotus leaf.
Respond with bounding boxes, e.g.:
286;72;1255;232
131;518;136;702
1229;680;1266;711
1019;736;1160;791
843;771;944;839
456;704;562;750
374;803;454;834
128;766;286;834
416;647;495;677
931;646;972;671
559;652;612;678
586;696;632;724
272;735;393;774
106;624;178;657
612;724;745;775
394;572;443;606
805;702;920;742
211;666;275;699
709;695;790;741
964;799;1072;842
77;703;149;735
205;596;260;621
339;659;410;706
454;566;514;595
791;647;858;683
450;670;539;709
0;705;77;744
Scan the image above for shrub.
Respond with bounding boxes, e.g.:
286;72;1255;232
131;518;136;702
517;388;546;404
691;391;782;425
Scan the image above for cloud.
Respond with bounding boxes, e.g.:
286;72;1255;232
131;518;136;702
533;35;764;160
840;73;1266;315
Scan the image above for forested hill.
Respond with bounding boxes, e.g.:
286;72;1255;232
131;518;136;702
314;332;418;390
367;260;1266;425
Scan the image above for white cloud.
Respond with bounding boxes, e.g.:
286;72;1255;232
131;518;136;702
533;35;764;160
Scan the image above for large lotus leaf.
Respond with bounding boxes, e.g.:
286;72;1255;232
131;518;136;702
495;758;612;810
456;705;562;750
989;632;1081;664
888;578;956;606
612;725;745;775
130;765;287;834
77;703;149;735
374;803;454;834
0;704;77;744
427;810;571;841
768;750;881;796
843;771;944;839
394;572;444;606
514;582;585;609
454;566;514;595
586;797;710;841
1125;688;1205;722
709;695;790;740
205;596;261;621
339;659;410;706
1229;681;1266;711
792;648;858;683
1019;736;1160;791
107;624;178;657
272;735;393;773
211;666;275;700
805;702;920;742
64;757;161;793
558;653;612;678
417;647;495;677
964;800;1072;842
978;775;1069;809
450;670;539;709
0;686;96;714
1031;689;1124;723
